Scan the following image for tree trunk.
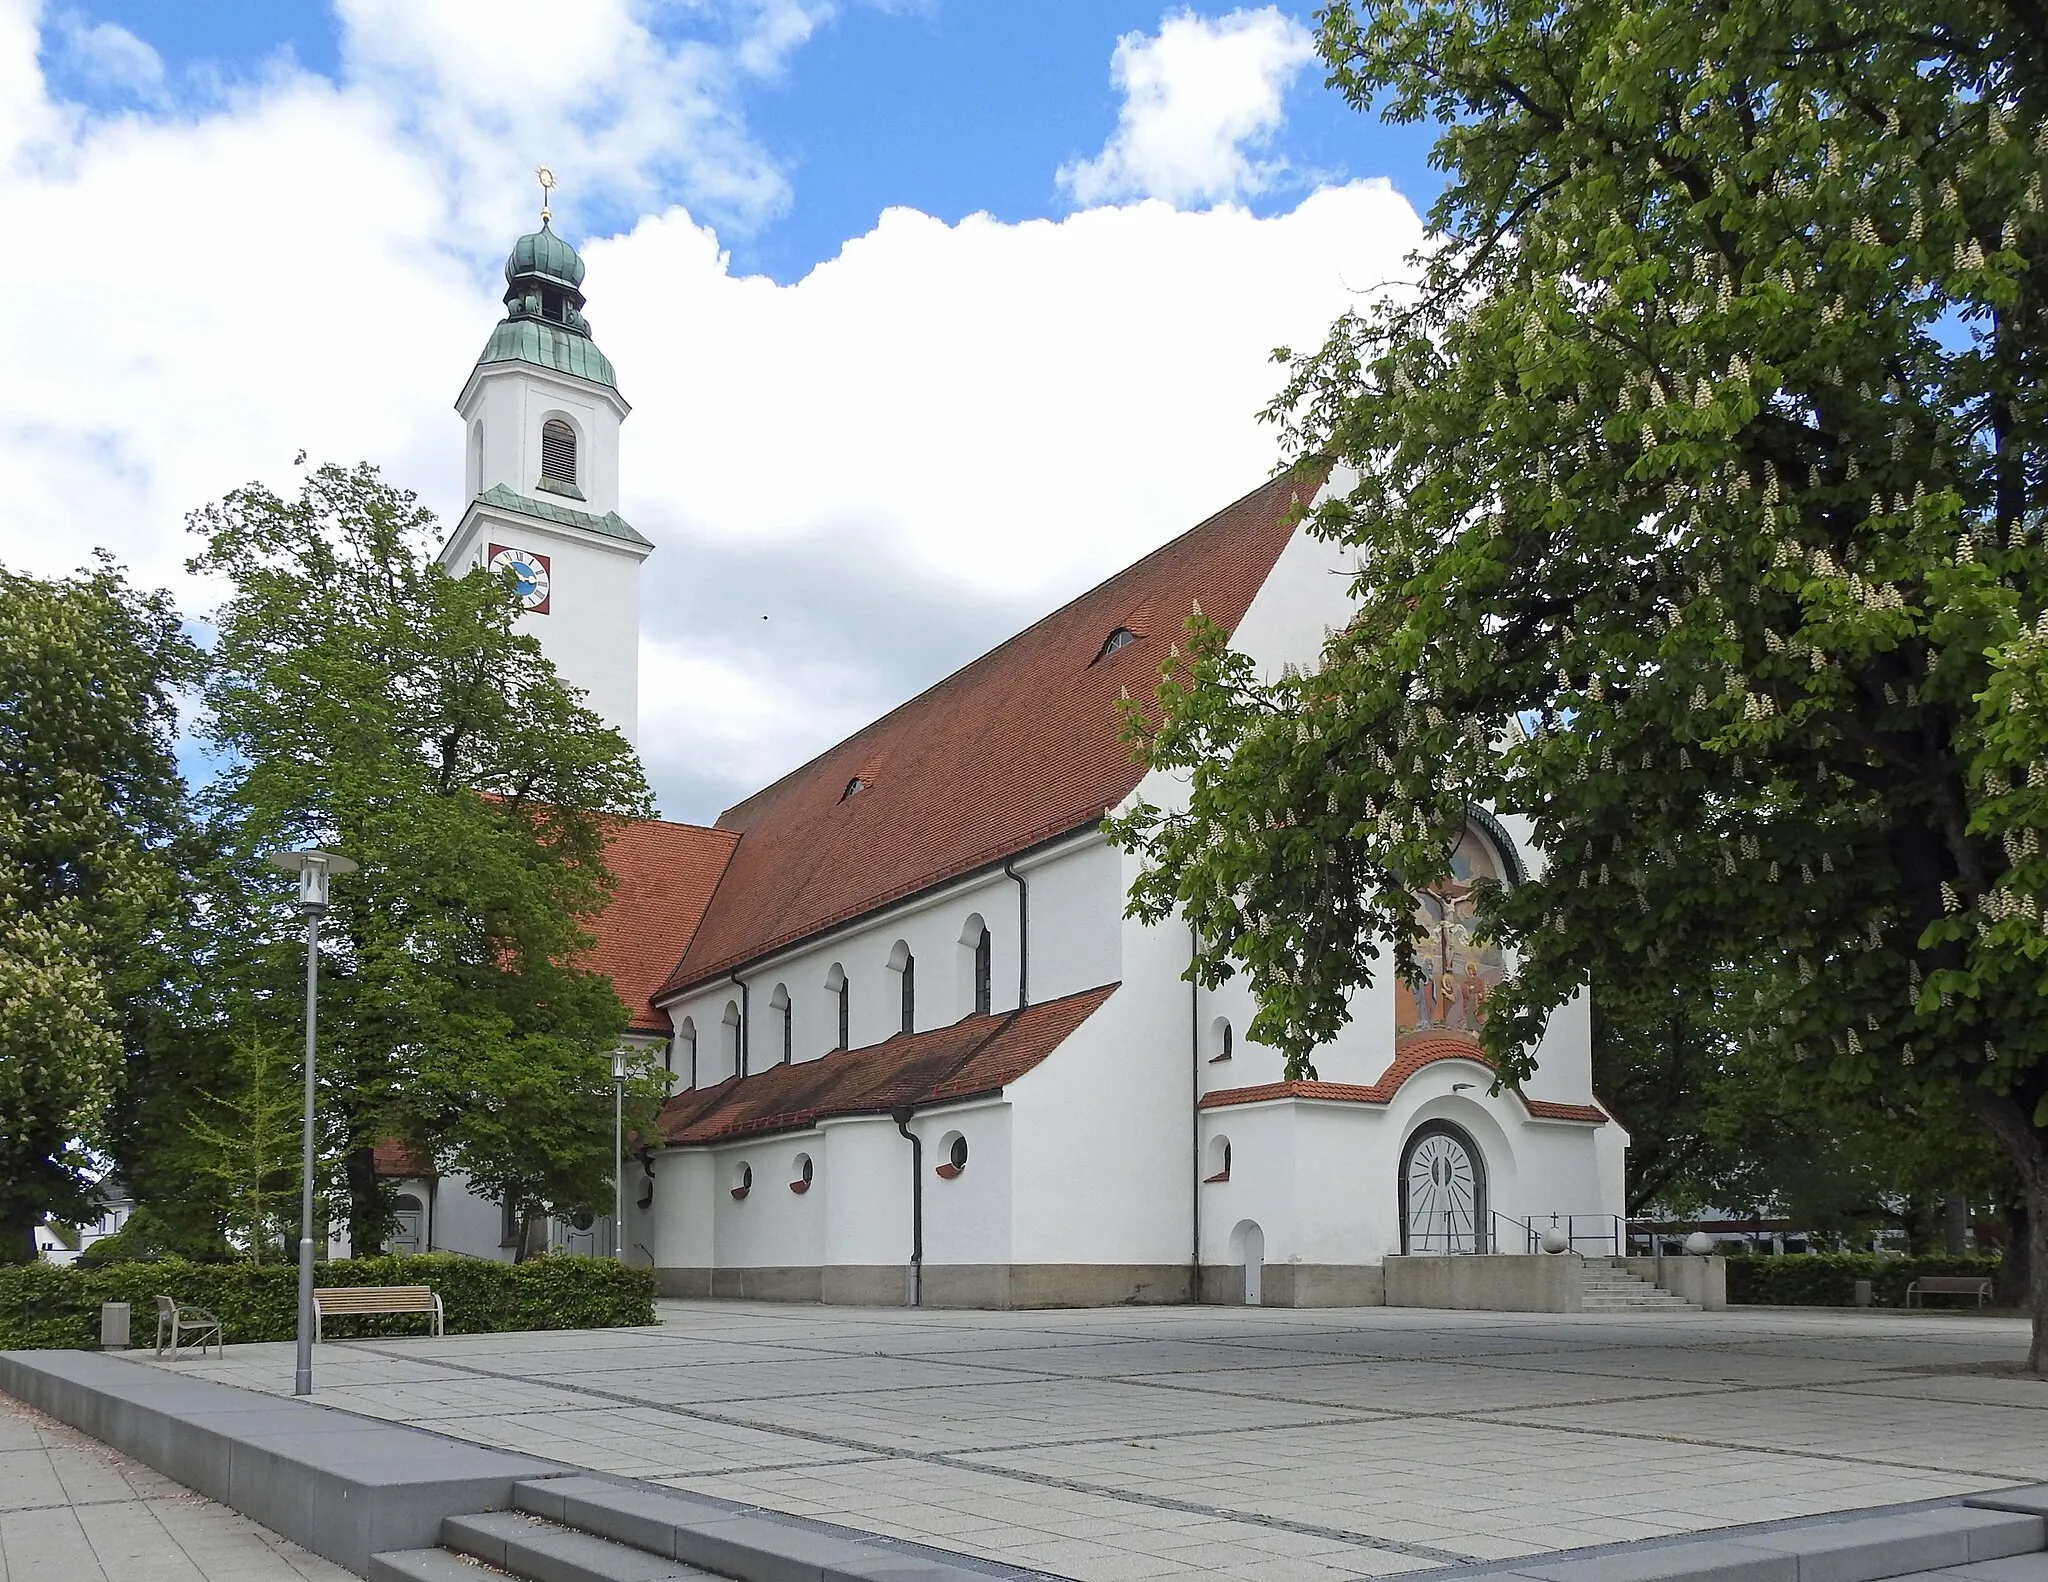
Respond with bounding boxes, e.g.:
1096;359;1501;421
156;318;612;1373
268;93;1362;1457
1942;1194;1971;1257
345;1145;382;1258
0;1213;35;1265
1998;1201;2032;1311
1958;1092;2046;1375
2028;1176;2048;1377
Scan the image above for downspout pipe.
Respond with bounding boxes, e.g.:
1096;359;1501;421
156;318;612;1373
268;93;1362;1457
891;1106;923;1307
1004;858;1029;1009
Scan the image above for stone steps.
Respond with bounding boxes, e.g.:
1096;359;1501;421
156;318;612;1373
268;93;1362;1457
1580;1261;1700;1311
370;1474;989;1582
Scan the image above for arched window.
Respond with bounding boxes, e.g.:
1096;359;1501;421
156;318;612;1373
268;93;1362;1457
468;421;484;498
889;941;915;1036
1095;627;1138;661
677;1018;697;1089
1210;1017;1233;1063
771;983;791;1065
825;964;848;1051
959;915;991;1019
540;418;578;494
721;1000;742;1080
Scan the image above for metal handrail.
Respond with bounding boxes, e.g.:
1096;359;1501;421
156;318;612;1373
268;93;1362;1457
1483;1212;1625;1257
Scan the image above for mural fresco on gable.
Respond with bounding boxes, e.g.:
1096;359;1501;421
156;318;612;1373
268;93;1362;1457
1396;826;1507;1045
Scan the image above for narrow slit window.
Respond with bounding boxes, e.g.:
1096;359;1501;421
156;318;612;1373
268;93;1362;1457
973;930;992;1016
900;953;916;1035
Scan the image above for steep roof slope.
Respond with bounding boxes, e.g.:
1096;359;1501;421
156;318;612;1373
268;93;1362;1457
582;816;739;1031
658;470;1317;998
656;984;1118;1144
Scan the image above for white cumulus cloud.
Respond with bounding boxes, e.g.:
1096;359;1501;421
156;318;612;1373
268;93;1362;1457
1058;7;1318;208
0;0;1420;820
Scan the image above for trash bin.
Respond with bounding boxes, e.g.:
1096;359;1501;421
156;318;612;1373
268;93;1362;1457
100;1301;131;1350
1853;1279;1874;1308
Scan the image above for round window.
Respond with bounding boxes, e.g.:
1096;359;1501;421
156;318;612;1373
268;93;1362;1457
949;1135;968;1171
936;1131;968;1179
731;1162;753;1200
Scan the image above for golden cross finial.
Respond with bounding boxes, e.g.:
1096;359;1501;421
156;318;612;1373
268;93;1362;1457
536;165;556;225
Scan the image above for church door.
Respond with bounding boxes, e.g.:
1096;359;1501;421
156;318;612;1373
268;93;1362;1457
1399;1122;1487;1254
391;1194;425;1254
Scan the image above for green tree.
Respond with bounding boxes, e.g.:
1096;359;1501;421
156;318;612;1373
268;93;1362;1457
178;1028;304;1264
1112;1;2048;1366
0;562;196;1262
1592;966;1739;1217
189;461;658;1255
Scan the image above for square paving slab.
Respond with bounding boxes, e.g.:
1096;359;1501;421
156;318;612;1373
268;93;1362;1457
135;1301;2040;1582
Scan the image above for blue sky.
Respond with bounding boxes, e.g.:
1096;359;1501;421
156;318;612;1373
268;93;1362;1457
46;0;1444;283
9;1;1441;818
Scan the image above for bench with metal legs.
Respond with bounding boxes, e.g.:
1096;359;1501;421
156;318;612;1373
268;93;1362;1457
153;1295;223;1359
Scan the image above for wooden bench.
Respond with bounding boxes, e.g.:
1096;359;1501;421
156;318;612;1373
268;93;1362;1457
1905;1276;1993;1308
154;1295;222;1359
312;1285;444;1340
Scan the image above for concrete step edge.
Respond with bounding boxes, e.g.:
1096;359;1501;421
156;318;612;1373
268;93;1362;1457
509;1475;1005;1582
444;1509;711;1582
1499;1504;2044;1582
367;1550;497;1582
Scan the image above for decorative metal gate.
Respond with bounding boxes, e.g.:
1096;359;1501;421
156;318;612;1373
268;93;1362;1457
1399;1121;1488;1254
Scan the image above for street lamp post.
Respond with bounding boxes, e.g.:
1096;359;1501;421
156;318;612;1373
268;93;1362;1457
611;1051;627;1262
265;848;357;1397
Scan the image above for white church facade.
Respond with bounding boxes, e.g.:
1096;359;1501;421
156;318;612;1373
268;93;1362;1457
404;216;1628;1303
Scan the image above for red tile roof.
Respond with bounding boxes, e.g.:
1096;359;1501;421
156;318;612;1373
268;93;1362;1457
654;983;1119;1145
581;816;739;1032
371;1139;435;1178
1200;1035;1608;1124
655;470;1319;1001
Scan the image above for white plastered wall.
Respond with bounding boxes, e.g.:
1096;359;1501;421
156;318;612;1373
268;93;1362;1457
657;845;1098;1089
459;362;627;515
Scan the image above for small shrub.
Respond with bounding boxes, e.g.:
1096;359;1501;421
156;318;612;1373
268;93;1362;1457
0;1253;653;1349
1725;1252;2003;1308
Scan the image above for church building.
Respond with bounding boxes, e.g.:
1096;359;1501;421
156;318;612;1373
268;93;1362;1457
414;214;1627;1304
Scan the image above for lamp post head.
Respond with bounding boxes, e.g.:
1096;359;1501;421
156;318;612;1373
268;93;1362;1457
612;1051;628;1082
265;848;359;915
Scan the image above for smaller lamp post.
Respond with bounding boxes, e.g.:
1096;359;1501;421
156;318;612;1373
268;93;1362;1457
611;1051;627;1262
265;847;357;1398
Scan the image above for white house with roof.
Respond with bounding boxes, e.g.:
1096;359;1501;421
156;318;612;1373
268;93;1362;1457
411;215;1631;1305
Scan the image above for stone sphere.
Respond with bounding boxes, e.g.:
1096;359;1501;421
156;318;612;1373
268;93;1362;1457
1540;1227;1571;1254
1683;1231;1715;1257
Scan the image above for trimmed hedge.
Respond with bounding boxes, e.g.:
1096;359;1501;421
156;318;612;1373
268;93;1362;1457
1726;1252;2003;1308
0;1252;654;1350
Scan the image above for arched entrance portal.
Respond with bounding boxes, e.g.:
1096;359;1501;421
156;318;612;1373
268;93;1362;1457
1399;1121;1488;1254
1228;1219;1265;1305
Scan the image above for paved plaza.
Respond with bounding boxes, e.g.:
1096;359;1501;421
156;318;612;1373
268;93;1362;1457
0;1389;352;1582
124;1300;2044;1582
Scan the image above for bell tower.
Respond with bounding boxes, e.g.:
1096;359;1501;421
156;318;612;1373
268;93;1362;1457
441;176;651;747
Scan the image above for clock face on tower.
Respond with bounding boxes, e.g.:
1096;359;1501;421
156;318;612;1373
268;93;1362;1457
487;544;552;614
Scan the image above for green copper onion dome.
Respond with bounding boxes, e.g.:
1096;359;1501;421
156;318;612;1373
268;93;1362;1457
473;219;618;390
506;223;586;291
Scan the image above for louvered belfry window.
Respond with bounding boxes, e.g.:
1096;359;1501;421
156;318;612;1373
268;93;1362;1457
540;419;577;490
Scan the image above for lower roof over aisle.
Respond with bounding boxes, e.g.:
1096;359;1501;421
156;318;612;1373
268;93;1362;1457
654;982;1119;1146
